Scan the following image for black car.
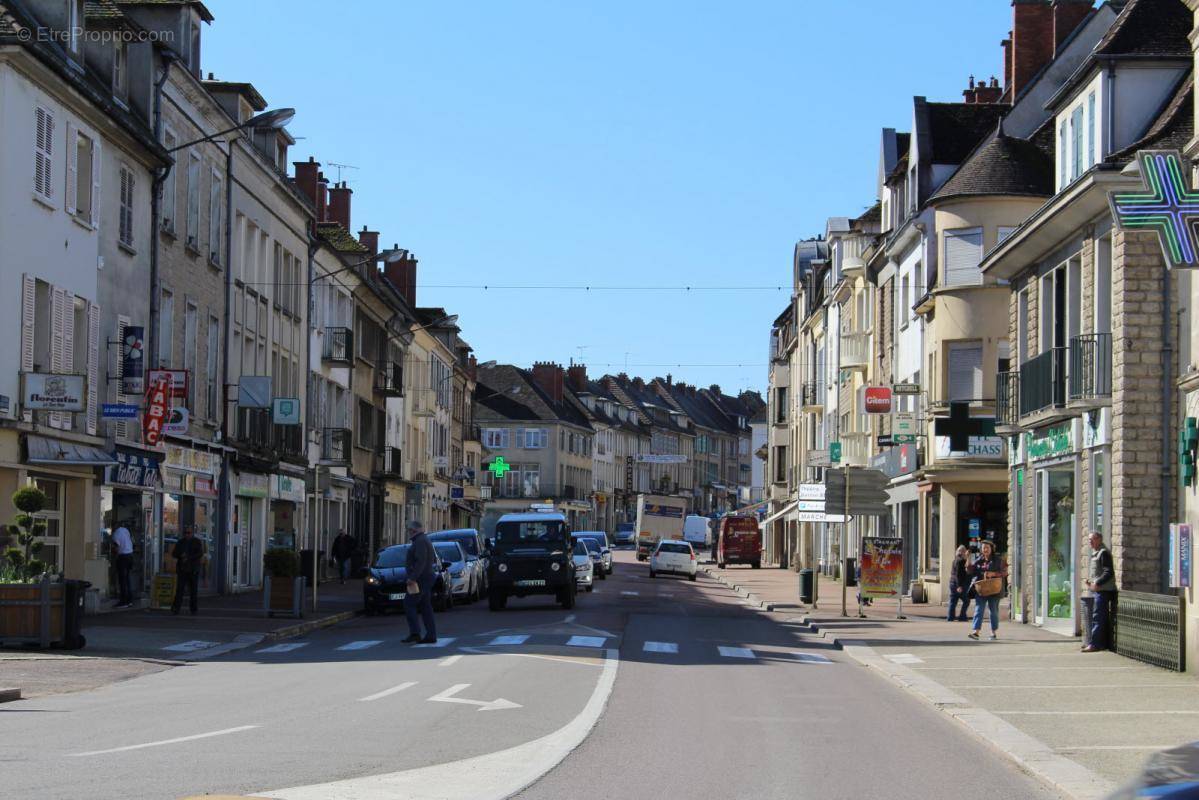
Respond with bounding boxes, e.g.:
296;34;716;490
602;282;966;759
363;543;452;615
487;513;576;611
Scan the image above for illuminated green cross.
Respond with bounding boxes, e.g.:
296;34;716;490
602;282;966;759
488;457;512;479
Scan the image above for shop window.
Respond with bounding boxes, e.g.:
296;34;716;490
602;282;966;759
927;493;940;573
1091;451;1107;538
29;477;63;572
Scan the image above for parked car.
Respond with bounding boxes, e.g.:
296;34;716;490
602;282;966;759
576;536;606;580
434;541;477;603
429;528;487;594
649;539;697;581
716;515;762;569
571;538;595;592
486;512;576;610
363;543;451;614
573;531;613;575
684;515;712;551
614;522;636;547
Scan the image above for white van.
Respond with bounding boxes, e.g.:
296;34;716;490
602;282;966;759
683;515;711;549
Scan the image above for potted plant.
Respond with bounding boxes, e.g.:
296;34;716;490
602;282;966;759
263;547;303;618
0;487;75;647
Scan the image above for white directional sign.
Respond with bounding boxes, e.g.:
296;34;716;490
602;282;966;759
428;683;522;712
634;454;688;464
797;500;826;512
796;511;850;523
798;483;826;500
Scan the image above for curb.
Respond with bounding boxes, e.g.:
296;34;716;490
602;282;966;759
0;687;21;703
701;566;790;612
184;609;361;662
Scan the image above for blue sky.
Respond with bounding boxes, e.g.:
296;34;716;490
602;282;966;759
204;0;1011;397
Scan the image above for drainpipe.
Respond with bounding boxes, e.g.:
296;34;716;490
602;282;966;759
215;139;234;595
306;233;318;611
148;54;174;370
1161;265;1173;593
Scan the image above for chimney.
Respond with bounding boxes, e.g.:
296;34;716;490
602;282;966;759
1001;34;1013;92
358;225;379;255
962;75;977;104
1052;0;1092;55
709;384;721;395
316;172;329;222
328;181;352;230
665;373;672;386
468;355;478;381
632;377;645;390
567;364;588;392
293;157;320;208
974;76;1003;104
531;362;565;404
1010;0;1055;101
382;247;418;307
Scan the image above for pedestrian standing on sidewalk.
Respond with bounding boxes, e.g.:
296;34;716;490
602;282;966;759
111;523;134;608
1082;531;1116;652
402;520;437;644
330;530;355;585
947;545;971;622
967;540;1007;640
171;525;204;616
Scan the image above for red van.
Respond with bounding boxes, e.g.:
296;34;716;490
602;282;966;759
717;516;761;569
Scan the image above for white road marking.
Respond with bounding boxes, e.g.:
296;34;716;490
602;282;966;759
660;594;675;599
259;648;620;800
563;614;576;623
358;681;418;702
995;710;1199;716
643;641;678;653
458;646;603;667
414;637;456;648
620;591;639;596
718;646;755;659
440;655;463;667
566;636;606;648
161;640;219;652
337;640;383;651
1057;745;1181;751
427;683;522;712
256;642;308;654
793;653;833;664
885;653;924;665
71;725;258;756
489;635;529;646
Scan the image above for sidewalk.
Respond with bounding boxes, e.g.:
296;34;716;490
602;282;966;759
703;562;1199;800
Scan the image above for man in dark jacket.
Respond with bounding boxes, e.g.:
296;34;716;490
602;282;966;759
947;545;972;621
1082;531;1117;652
403;521;437;644
330;530;355;585
171;526;205;616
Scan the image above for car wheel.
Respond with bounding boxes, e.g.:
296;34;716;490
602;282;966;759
560;585;576;610
752;560;761;569
649;569;656;578
608;565;615;575
597;568;606;581
689;573;697;582
488;589;507;611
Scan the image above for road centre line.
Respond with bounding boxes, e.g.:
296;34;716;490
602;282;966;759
71;726;258;756
440;655;463;666
358;682;418;702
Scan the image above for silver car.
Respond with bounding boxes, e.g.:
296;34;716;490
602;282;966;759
430;529;487;599
571;539;594;592
574;531;613;576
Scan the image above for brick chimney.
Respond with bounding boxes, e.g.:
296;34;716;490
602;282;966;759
974;77;1003;104
531;362;565;403
358;225;379;255
1052;0;1092;55
467;355;478;381
293;157;320;208
1001;34;1013;93
962;75;978;104
1010;0;1055;101
567;364;587;392
328;181;352;230
709;384;721;395
382;247;418;307
316;172;329;222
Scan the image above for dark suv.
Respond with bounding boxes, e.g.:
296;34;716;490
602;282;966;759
487;512;576;610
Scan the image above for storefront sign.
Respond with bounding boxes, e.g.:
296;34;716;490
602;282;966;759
142;375;170;446
237;472;269;498
147;369;188;398
864;387;892;414
450;486;464;499
1027;423;1074;462
164;406;189;435
102;403;140;419
935;435;1004;461
634;454;687;464
238;376;272;408
22;372;85;411
271;474;306;502
893;412;917;444
808;449;831;468
1169;523;1192;588
860;537;903;598
869;443;918;479
1083;408;1109;449
163;445;218;476
151;573;177;610
893;382;920;395
273;397;300;425
105;451;161;489
121;326;145;395
1108;150;1199;270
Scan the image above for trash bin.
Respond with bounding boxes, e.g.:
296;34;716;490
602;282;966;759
60;579;90;650
799;569;816;604
844;557;857;587
300;549;315;587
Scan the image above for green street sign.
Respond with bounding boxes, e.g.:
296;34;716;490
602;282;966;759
892;434;916;444
830;442;842;463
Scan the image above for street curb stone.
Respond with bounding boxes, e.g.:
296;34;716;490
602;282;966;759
0;687;21;703
181;609;361;662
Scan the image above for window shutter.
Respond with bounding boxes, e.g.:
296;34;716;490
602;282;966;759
90;140;102;228
34;107;53;199
86;301;100;435
944;229;983;287
48;288;67;429
20;275;36;374
65;122;77;216
948;344;983;402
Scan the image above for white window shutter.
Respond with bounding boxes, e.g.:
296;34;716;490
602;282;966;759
34;107;54;199
20;275;36;373
65;122;77;216
948;344;983;402
48;287;66;428
90;139;102;228
944;229;983;287
86;301;99;434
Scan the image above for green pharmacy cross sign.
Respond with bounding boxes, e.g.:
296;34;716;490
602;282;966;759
488;457;512;479
1109;150;1199;269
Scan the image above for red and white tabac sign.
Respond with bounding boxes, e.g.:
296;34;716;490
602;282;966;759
142;375;170;446
864;386;892;414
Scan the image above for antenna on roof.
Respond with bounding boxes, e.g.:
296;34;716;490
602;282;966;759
327;162;359;183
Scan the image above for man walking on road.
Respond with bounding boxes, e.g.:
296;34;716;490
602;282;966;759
111;523;134;608
330;530;355;585
1082;531;1117;652
171;525;204;616
403;520;437;644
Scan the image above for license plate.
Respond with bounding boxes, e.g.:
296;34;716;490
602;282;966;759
514;579;546;587
389;593;405;600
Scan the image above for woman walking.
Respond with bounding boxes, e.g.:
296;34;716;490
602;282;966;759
967;540;1007;640
947;545;971;621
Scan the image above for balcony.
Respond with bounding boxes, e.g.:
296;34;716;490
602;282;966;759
801;381;822;412
375;362;404;397
1069;333;1112;404
1019;347;1068;418
320;427;351;463
321;327;353;364
273;423;304;461
840;431;871;466
235;407;272;451
375;446;403;478
996;371;1019;428
840;332;869;370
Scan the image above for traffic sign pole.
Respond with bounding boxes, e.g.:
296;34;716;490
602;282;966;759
842;464;849;617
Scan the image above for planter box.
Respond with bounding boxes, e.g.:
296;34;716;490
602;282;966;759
0;577;66;648
263;575;304;618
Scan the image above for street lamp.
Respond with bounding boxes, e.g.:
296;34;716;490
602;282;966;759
166;107;296;153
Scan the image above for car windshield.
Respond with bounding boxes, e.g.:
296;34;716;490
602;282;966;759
659;542;691;554
435;543;463;562
374;545;410;569
581;538;600;553
432;533;478;556
496;520;565;545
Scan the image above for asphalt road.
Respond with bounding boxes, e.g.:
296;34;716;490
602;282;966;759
2;550;1062;800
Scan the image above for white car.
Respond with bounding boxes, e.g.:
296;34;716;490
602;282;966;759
649;540;697;581
571;539;595;592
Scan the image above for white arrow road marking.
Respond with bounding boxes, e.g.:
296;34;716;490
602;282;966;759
71;725;258;756
885;653;923;665
643;641;678;653
358;681;418;702
489;635;529;646
161;640;219;652
256;642;308;654
427;683;521;712
566;635;606;648
337;640;383;651
718;646;755;659
414;637;456;648
793;653;833;664
439;655;463;666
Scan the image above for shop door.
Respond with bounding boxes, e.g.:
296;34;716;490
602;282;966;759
901;501;918;588
235;498;257;588
1035;468;1075;631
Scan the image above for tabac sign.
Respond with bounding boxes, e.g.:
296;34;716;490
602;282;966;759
1109;150;1199;269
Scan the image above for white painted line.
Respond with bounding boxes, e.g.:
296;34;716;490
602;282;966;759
620;591;639;596
885;653;924;665
643;641;678;653
718;646;755;659
458;647;602;667
1057;745;1180;751
440;655;463;667
337;640;383;651
489;635;529;646
566;636;605;648
257;642;309;654
793;653;832;664
414;637;456;648
71;725;258;756
994;710;1199;716
258;648;620;800
358;681;418;702
161;640;219;652
427;683;521;712
660;594;675;599
563;614;576;623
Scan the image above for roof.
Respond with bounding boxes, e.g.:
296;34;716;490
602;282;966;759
201;80;267;112
1109;72;1194;161
772;303;793;327
316;222;369;254
660;382;729;433
475;381;540;422
84;0;126;20
925;102;1008;164
929;123;1055;203
1093;0;1191;59
475;366;592;429
853;202;882;228
114;0;213;23
749;405;768;425
607;375;691;434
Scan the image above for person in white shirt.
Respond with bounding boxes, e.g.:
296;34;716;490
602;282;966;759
111;525;134;608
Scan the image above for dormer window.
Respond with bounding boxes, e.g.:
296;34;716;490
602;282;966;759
112;40;128;98
68;0;83;55
1057;78;1101;191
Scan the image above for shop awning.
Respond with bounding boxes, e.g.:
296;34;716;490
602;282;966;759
26;435;117;466
761;501;797;526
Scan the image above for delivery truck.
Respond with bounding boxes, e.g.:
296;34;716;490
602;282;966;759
634;494;688;561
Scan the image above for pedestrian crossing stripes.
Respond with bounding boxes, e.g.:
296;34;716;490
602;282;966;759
337;640;384;651
566;636;606;648
718;646;755;659
489;635;530;646
162;640;219;652
256;642;308;654
643;641;679;653
414;637;456;648
885;653;924;665
793;653;832;664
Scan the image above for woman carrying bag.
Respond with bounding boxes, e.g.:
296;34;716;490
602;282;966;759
967;540;1008;641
